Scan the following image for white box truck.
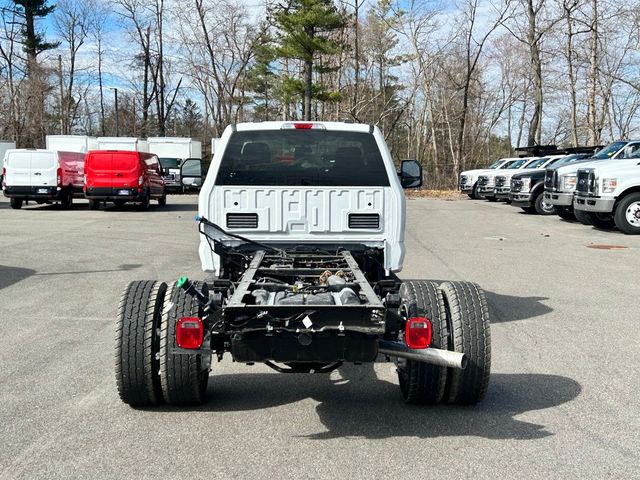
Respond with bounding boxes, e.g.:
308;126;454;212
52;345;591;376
45;135;97;153
96;137;149;152
147;137;202;192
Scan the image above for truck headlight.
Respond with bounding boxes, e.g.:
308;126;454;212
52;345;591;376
563;175;577;191
602;178;617;193
521;177;531;193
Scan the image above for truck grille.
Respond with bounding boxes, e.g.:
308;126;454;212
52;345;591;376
478;176;488;186
348;213;380;229
495;176;506;187
511;178;522;193
576;169;591;194
226;213;258;229
544;170;555;190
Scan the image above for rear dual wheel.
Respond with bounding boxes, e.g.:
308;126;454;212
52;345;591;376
396;280;491;405
159;281;211;405
10;198;22;209
115;279;212;407
115;281;167;406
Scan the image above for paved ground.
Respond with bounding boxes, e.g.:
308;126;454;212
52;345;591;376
0;194;638;479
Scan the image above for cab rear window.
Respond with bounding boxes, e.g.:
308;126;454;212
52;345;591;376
215;130;390;186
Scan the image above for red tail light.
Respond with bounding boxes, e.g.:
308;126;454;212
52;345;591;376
405;317;432;349
176;317;203;349
56;167;62;186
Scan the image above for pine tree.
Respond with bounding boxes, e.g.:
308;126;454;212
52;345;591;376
12;0;58;63
246;32;278;121
273;0;345;120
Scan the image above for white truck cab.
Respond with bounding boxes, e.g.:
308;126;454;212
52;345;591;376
544;140;640;210
198;121;414;275
477;157;538;200
573;157;640;233
458;158;518;199
493;155;565;200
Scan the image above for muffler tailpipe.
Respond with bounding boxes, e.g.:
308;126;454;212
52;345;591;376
378;340;467;370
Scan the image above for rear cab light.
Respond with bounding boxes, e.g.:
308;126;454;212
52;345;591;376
57;167;62;186
280;122;326;130
176;317;204;349
404;317;432;349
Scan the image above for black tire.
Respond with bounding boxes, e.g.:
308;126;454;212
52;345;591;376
574;208;592;225
160;281;211;406
587;212;615;229
137;193;150;211
473;184;486;200
158;191;167;206
556;206;575;221
60;190;73;209
613;192;640;234
115;280;167;406
113;199;126;207
396;281;448;404
89;199;100;210
534;192;555;215
439;281;491;405
10;198;23;209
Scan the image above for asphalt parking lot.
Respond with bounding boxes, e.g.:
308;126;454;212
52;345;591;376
1;194;638;479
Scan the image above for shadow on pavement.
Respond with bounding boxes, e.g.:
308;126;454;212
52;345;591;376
484;290;552;323
156;364;580;441
104;203;197;213
34;264;143;276
0;265;36;290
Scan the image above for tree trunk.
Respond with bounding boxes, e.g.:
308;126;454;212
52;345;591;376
587;0;598;145
526;0;542;146
304;58;313;120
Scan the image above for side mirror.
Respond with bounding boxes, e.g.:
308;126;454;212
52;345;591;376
400;159;422;188
180;158;203;189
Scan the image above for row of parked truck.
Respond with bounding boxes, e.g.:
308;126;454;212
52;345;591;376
459;140;640;234
1;135;205;210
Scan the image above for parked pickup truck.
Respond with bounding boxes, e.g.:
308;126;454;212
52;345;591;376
573;158;640;233
493;155;569;202
459;157;518;199
2;149;85;209
544;141;640;222
509;154;589;214
114;121;491;408
477;157;538;201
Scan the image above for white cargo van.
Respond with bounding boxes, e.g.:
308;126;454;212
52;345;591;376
3;149;85;209
0;140;17;185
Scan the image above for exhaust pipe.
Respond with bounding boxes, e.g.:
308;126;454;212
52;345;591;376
378;340;467;370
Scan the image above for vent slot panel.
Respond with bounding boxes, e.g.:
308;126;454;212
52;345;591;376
227;213;258;229
349;213;380;229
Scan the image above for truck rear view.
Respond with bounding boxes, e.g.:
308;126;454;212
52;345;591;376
114;122;491;408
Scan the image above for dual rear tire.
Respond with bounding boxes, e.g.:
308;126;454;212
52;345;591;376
396;280;491;405
115;280;211;407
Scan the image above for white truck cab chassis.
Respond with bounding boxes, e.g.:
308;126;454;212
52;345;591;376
113;121;491;408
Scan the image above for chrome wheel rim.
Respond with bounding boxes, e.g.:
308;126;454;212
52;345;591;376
625;201;640;226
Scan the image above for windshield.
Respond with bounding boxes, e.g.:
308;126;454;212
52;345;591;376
159;158;181;169
215;130;390;186
488;159;503;168
508;159;529;169
523;157;551;169
593;142;627;159
499;160;517;169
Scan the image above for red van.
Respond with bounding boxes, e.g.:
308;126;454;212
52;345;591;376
84;150;166;210
3;149;85;209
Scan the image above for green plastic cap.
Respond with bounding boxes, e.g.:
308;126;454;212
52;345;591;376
176;276;189;289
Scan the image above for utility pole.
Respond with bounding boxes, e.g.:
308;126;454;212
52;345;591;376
114;88;119;136
58;55;64;134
